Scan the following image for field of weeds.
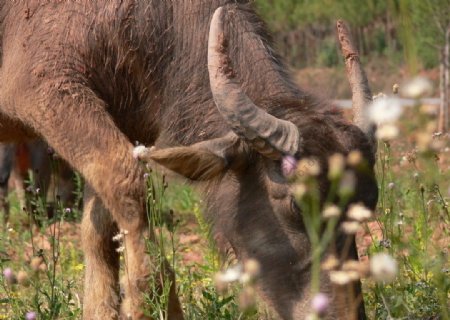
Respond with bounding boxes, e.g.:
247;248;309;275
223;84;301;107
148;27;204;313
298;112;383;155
0;93;449;319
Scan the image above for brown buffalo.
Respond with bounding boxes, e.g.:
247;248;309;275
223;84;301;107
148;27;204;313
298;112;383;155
0;1;377;319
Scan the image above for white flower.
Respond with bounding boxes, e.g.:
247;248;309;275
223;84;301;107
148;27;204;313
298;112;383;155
132;145;149;160
322;204;341;219
329;270;352;285
347;150;362;166
328;153;345;179
112;233;124;242
215;264;243;284
400;76;433;99
347;203;372;221
340;221;361;234
297;158;321;177
293;183;307;200
116;246;125;253
370;253;398;283
376;123;399;141
367;96;403;124
392;83;399;94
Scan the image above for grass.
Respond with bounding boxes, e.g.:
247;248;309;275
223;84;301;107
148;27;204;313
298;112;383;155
0;102;449;319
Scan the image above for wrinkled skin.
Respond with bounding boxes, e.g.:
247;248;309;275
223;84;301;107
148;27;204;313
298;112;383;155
0;1;377;319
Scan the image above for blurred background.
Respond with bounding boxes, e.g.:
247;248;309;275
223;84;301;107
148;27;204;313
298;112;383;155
255;0;449;101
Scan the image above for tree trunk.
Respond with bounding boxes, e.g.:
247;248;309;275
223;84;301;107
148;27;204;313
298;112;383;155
439;26;450;133
445;26;449;132
439;53;445;132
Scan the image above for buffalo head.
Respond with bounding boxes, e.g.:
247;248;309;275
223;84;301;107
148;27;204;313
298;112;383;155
137;7;378;320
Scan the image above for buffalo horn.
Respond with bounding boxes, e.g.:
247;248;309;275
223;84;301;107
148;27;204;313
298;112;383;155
207;7;300;159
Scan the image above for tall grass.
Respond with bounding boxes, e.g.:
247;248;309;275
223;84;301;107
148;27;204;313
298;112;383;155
0;98;448;319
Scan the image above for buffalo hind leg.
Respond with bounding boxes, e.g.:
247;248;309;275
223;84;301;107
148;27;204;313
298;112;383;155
1;86;182;319
82;184;120;319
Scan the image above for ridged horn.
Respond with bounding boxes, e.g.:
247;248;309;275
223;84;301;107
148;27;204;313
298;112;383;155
336;20;376;151
207;7;300;159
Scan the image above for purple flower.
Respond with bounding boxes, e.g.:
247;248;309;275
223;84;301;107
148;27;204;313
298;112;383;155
311;293;329;315
64;208;72;214
3;267;17;285
281;155;297;177
25;311;37;320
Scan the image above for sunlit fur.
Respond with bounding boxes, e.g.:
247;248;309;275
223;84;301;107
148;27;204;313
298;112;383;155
0;1;377;319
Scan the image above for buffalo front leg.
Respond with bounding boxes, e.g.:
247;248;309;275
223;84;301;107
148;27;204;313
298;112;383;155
1;86;180;319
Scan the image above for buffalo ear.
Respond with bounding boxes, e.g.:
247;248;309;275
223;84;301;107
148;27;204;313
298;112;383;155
148;146;228;181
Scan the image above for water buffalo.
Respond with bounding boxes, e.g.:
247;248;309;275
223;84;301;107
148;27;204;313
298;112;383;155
0;141;76;225
0;143;13;223
0;1;377;319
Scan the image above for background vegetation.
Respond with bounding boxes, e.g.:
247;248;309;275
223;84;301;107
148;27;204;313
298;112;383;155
255;0;449;70
0;1;449;319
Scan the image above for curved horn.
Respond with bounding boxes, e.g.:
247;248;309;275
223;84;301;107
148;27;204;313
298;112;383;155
207;7;300;159
336;20;376;151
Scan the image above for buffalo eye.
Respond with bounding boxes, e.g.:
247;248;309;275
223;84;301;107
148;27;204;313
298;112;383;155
290;197;301;215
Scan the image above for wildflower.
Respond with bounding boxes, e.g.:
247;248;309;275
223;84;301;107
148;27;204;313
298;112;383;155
30;257;44;272
376;123;399;141
116;246;125;253
132;145;150;160
328;153;345;179
347;150;362;166
342;260;369;278
64;208;71;214
329;270;352;285
281;155;297;177
400;76;433;99
35;188;40;194
388;182;395;190
217;264;242;283
420;104;438;116
244;259;261;278
297;158;321;178
373;92;387;100
25;311;37;320
379;239;392;248
340;221;361;234
293;183;307;200
239;287;256;311
214;264;243;292
311;293;329;315
370;253;398;283
112;233;124;242
17;270;30;286
347;203;372;222
367;96;403;124
322;204;341;219
143;172;149;179
338;171;355;197
392;83;399;94
3;268;17;285
240;259;261;284
47;146;55;155
321;255;339;271
416;132;432;152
